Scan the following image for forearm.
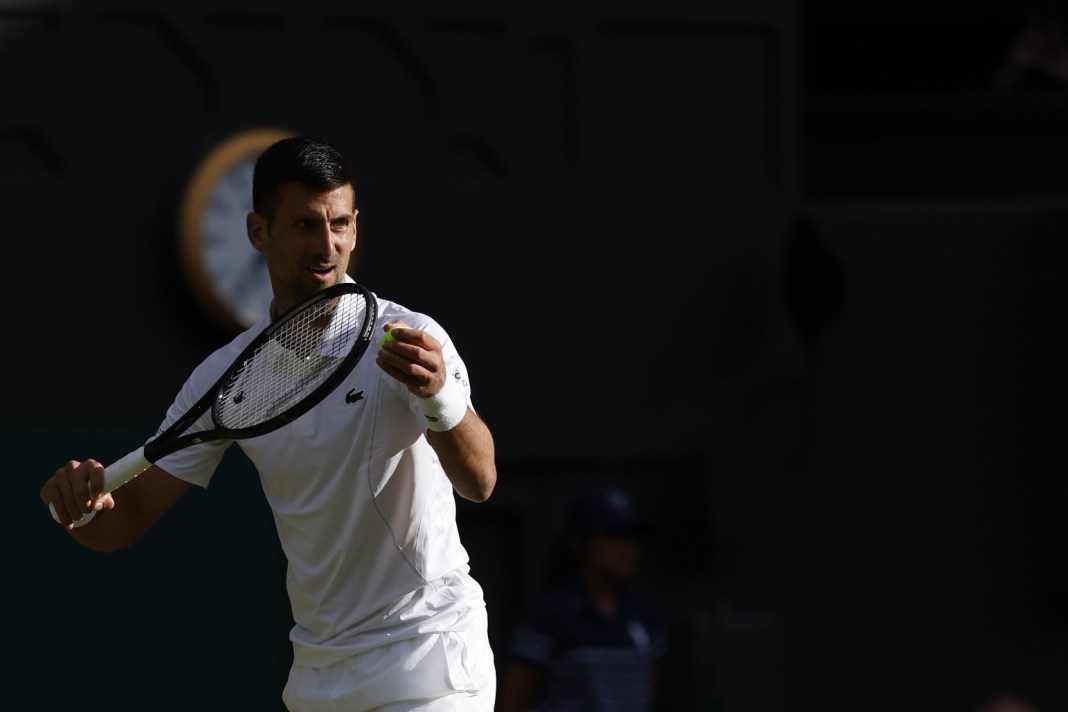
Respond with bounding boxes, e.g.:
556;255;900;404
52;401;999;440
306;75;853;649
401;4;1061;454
65;495;144;553
49;465;191;551
426;410;496;502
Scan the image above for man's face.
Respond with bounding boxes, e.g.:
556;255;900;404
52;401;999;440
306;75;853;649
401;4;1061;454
247;182;358;317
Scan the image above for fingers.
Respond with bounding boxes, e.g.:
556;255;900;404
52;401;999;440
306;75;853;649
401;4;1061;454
42;459;107;527
376;322;446;397
380;321;441;351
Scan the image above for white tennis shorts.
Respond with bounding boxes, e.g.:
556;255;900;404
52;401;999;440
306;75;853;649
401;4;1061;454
282;606;495;712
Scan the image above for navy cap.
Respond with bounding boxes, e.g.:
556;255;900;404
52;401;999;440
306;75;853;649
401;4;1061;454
565;486;645;536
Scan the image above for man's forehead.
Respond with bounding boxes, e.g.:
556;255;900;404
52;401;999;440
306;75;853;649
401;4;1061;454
276;182;356;213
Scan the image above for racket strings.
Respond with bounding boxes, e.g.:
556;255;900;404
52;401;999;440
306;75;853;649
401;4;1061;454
214;293;367;429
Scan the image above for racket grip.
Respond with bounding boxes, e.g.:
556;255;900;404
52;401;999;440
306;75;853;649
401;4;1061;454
49;503;96;528
101;446;152;494
48;447;152;528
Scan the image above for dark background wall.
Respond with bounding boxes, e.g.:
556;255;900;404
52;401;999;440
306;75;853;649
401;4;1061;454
4;1;1068;710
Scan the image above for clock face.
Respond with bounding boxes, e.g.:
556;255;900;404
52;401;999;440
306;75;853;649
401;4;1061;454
178;128;294;333
199;156;270;329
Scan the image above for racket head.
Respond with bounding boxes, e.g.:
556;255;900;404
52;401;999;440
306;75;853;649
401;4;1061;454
209;281;377;438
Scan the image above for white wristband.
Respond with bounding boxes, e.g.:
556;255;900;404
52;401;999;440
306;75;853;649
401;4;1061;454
418;375;468;432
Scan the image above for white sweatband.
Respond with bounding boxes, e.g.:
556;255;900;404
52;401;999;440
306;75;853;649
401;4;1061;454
418;375;468;432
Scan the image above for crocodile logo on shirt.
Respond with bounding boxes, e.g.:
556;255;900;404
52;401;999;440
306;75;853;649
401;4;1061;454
346;388;365;404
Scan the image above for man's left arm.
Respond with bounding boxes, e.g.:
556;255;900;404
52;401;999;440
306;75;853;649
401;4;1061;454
427;411;496;501
376;320;497;502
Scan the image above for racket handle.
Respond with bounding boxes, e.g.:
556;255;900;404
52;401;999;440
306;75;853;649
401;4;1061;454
48;447;152;528
49;503;96;528
101;446;152;494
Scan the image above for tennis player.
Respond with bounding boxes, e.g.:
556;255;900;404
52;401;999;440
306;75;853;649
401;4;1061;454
40;136;498;711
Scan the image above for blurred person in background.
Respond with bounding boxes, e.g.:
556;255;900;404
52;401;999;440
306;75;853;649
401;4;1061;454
496;486;668;711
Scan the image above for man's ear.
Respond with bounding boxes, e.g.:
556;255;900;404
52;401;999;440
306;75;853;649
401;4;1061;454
247;212;267;252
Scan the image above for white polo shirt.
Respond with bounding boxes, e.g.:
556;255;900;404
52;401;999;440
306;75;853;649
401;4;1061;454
151;287;483;668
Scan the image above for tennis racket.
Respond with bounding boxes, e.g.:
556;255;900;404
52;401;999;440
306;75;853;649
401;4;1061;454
50;281;377;526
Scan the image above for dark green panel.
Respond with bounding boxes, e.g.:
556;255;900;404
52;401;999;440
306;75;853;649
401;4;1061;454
9;428;288;711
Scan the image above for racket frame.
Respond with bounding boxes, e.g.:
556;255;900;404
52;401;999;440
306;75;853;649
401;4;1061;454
52;281;377;525
146;281;377;463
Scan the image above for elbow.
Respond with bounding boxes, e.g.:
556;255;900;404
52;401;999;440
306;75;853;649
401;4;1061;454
467;483;494;503
462;468;497;503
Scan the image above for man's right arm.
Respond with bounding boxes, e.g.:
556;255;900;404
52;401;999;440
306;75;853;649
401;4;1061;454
41;461;192;552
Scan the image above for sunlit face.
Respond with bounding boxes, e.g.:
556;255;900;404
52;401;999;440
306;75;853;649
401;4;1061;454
246;182;358;317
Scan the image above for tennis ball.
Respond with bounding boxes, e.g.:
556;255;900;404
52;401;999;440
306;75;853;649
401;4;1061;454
380;325;412;348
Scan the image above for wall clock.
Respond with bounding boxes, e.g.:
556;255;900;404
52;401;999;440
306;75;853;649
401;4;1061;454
177;127;294;333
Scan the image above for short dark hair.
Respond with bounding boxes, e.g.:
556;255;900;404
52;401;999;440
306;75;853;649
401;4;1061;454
252;135;354;219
